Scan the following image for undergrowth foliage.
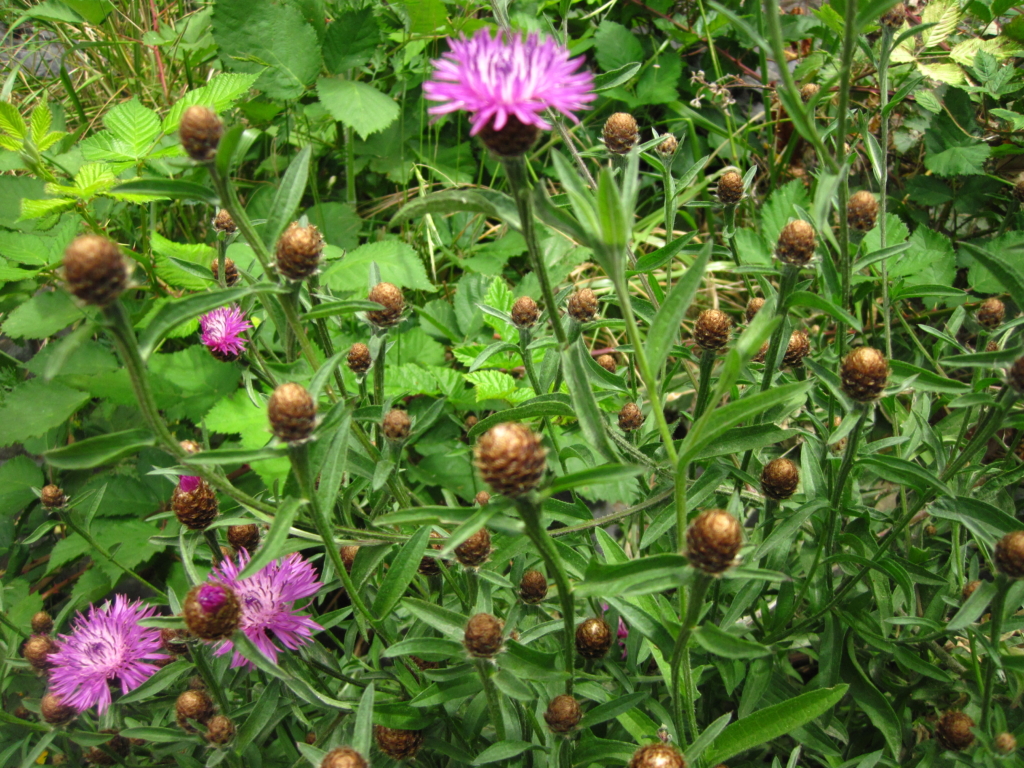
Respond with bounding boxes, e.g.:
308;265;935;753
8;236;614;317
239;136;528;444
2;0;1024;766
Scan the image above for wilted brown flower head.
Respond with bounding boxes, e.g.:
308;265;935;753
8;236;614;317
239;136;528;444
840;347;889;402
977;298;1005;330
383;410;412;442
995;530;1024;578
694;309;732;351
596;354;617;373
520;570;548;603
511;296;540;329
455;527;492;568
63;235;129;306
276;222;323;281
717;171;744;205
205;714;235;745
603;112;639;154
347;343;372;375
656;134;678;157
183;583;240;641
23;634;57;670
935;711;975;751
783;330;811;367
367;282;405;328
40;693;76;725
745;297;765;323
568;288;599;323
544;694;582;733
176;689;215;730
618;402;645;432
880;2;907;27
847;191;878;231
475;491;490;506
775;220;816;266
478;115;539;156
761;458;800;500
464;613;503;657
629;743;686;768
374;726;424;760
322;747;368;768
227;524;260;552
268;383;317;442
474;422;547;497
686;509;742;574
800;83;820;102
31;611;54;635
213;209;236;234
179;106;223;162
575;617;612;659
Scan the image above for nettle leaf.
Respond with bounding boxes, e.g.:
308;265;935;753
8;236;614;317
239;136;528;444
464;370;521;402
921;0;961;47
323;9;382;73
0;379;90;448
924;110;989;177
104;97;161;157
317;78;399;141
593;20;643;72
916;60;966;86
761;179;810;245
482;277;515;341
1;290;86;340
321;240;433;291
889;228;956;292
162;72;259;133
0;102;27;141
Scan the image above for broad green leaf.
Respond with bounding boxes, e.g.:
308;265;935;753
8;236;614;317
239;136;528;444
466;395;574;439
472;741;538;765
321;240;433;292
646;243;712;372
578;692;649;728
401;598;468;639
392;188;520;229
575;554;690;598
44;429;155;469
548;464;643;494
959;240;1024;312
0;456;43;517
318;78;399;141
162;73;260;133
353;683;375;758
0;379;91;449
857;456;953;497
323;10;381;73
1;290;85;340
785;291;862;331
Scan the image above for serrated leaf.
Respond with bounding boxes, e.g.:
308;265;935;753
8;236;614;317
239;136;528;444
0;379;90;448
30;103;52;146
103;97;161;158
464;370;520;402
921;0;961;47
162;73;260;133
916;61;966;85
0;102;26;139
317;78;399;140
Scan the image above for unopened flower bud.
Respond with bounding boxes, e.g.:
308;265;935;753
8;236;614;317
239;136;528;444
227;524;260;552
212;209;236;234
474;423;547;497
464;612;503;657
176;689;214;730
31;611;53;635
596;354;617;373
629;744;686;768
180;106;223;163
40;693;75;725
23;634;56;670
935;711;975;751
995;530;1024;578
575;617;612;659
880;3;907;27
478;115;539;156
63;235;129;306
618;402;645;432
455;528;491;568
367;282;405;328
977;298;1005;330
1009;356;1024;392
322;747;368;768
418;531;444;575
686;509;742;574
800;83;820;102
694;309;732;351
745;297;764;323
160;628;189;655
475;491;490;506
374;726;424;760
847;191;878;231
520;570;548;603
761;458;800;500
211;257;239;286
338;546;359;573
184;583;240;641
205;714;235;745
347;343;372;375
603;113;639;154
276;222;323;281
995;733;1017;755
268;383;317;443
717;171;744;205
383;410;412;442
776;220;816;266
656;135;678;157
568;288;599;323
783;330;811;367
545;694;582;733
512;296;540;329
173;477;218;530
840;346;889;401
962;580;982;601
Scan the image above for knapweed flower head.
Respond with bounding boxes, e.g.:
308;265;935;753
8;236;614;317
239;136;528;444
200;305;251;360
178;475;201;494
424;28;594;145
210;549;322;669
47;595;168;713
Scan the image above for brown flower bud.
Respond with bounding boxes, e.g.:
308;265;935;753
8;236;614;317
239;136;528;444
618;402;645;432
629;743;687;768
512;296;540;329
268;382;317;442
880;2;907;27
745;297;765;323
383;410;412;442
211;257;239;287
173;479;218;531
464;612;503;658
205;714;235;745
717;171;744;205
475;491;490;506
995;530;1024;578
1009;356;1024;392
478;114;539;156
847;191;878;231
686;509;742;574
761;458;800;500
568;288;599;323
840;346;889;401
418;531;444;576
474;422;547;497
520;570;548;603
962;580;982;601
830;416;846;455
227;523;260;552
924;524;937;537
977;298;1005;330
367;282;405;328
455;528;491;568
800;83;820;102
374;726;424;760
40;693;75;725
752;340;769;364
23;634;56;670
212;209;236;234
596;354;617;373
276;222;323;281
603;113;639;154
694;309;732;351
776;220;816;266
180;439;201;455
656;135;678;158
322;747;369;768
160;628;189;655
41;484;67;509
347;343;372;375
176;689;214;730
575;617;612;659
31;611;53;635
63;235;129;306
544;694;582;733
179;106;223;163
85;731;129;765
995;733;1017;755
340;545;359;572
935;711;975;751
183;583;241;641
783;330;811;367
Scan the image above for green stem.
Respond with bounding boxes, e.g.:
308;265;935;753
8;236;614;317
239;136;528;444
693;349;717;422
834;0;859;334
981;575;1009;730
670;573;712;744
208;167;276;281
519;327;543;395
878;27;894;359
758;265;799;394
476;658;507;742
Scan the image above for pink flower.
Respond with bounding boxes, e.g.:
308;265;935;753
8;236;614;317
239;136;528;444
178;475;201;494
210;550;322;669
47;596;168;713
424;28;595;136
200;305;251;358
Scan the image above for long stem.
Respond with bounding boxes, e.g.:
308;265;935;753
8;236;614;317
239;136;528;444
878;27;894;359
692;349;718;422
758;265;799;394
670;573;712;744
519;327;543;395
476;659;507;741
981;576;1009;730
834;0;859;336
208;167;276;280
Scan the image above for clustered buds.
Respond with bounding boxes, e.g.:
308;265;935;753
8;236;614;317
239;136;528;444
40;693;76;725
212;209;236;234
544;694;582;733
374;726;424;760
847;191;878;231
183;583;240;641
776;220;816;266
840;346;889;402
618;403;645;432
511;296;540;329
367;282;405;328
596;354;617;373
694;309;732;351
478;114;539;157
995;530;1024;578
347;343;372;375
935;711;975;752
656;135;678;158
686;509;742;574
173;477;219;531
322;747;368;768
800;83;820;102
31;611;53;635
783;330;811;367
227;523;260;552
63;235;129;306
568;288;599;324
179;106;223;163
879;2;907;27
455;527;492;568
603;113;639;155
268;383;317;443
383;409;412;442
575;617;612;659
717;171;744;205
176;689;215;731
629;743;686;768
276;222;324;281
464;613;503;658
520;570;548;603
210;257;240;286
22;633;56;670
745;297;764;323
474;422;547;497
977;297;1005;330
761;458;800;500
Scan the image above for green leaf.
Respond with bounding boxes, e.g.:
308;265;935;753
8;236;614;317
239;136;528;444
237;680;281;747
0;456;43;517
464;370;520;402
162;73;261;133
472;742;538;765
561;342;618;463
1;290;85;340
575;554;691;598
183;446;288;465
594;62;642;92
593;20;643;72
103;97;160;158
785;291;862;331
317;78;399;141
321;240;433;292
762;180;810;245
857;456;953;497
842;637;901;756
382;637;465;659
110;179;218;204
372;526;432;618
466;395;574;439
404;0;447;34
401;598;467;639
323;10;381;73
353;683;375;759
694;623;772;659
578;692;650;728
44;429;155;469
704;685;849;765
0;379;90;449
238;497;304;579
117;659;191;704
646;243;712;372
959;240;1024;312
391;188;520;229
548;464;643;494
262;145;311;249
0;102;27;140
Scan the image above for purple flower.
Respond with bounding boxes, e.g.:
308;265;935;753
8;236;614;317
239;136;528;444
210;550;322;669
200;305;251;358
47;595;168;713
424;28;595;136
178;475;201;494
